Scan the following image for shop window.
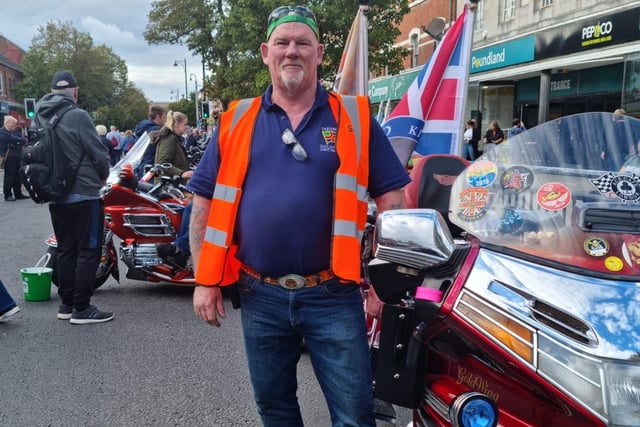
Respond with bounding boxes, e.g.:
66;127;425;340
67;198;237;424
503;0;516;21
542;0;554;7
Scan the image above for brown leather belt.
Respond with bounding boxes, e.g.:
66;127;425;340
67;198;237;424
240;264;337;290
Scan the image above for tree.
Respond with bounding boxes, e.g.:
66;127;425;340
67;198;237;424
145;0;409;107
94;83;149;131
15;21;149;130
167;94;197;128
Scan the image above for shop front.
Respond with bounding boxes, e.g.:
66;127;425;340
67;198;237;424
468;4;640;132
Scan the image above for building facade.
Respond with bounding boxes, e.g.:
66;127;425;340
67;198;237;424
369;0;640;142
0;36;27;127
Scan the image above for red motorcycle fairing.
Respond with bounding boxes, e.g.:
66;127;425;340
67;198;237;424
370;113;640;427
415;311;603;426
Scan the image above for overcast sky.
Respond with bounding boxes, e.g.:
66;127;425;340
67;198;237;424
1;0;202;103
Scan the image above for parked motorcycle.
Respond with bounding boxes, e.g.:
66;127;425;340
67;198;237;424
46;132;194;288
369;112;640;427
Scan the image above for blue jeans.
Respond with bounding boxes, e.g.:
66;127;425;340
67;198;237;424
238;273;375;427
462;142;475;161
0;279;17;314
175;201;191;257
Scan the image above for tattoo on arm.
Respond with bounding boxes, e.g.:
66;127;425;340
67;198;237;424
189;196;210;269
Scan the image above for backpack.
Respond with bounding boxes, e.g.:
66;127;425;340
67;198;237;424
19;105;84;203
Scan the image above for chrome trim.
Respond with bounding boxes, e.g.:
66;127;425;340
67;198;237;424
460;249;640;359
454;290;537;369
122;213;175;237
374;209;455;270
120;243;164;269
423;388;450;422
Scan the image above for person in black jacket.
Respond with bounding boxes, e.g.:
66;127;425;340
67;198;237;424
0;116;28;201
34;70;112;325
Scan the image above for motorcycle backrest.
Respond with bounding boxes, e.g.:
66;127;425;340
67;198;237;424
405;154;469;237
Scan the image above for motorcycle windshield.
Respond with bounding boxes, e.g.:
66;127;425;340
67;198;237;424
107;132;151;184
450;112;640;278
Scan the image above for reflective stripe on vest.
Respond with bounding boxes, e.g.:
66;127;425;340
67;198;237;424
195;94;370;285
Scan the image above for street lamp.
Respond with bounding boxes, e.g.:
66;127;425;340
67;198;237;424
170;89;180;101
173;58;188;99
190;73;200;128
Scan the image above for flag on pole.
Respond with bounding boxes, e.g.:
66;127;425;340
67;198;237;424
333;3;369;96
381;2;475;165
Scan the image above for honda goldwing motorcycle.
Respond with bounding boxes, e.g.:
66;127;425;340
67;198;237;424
46;132;194;288
368;112;640;427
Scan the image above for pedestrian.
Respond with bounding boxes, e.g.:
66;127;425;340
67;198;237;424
508;117;526;138
152;111;193;184
187;6;410;426
481;120;505;154
122;129;136;153
134;105;167;178
95;125;115;157
0;116;29;201
152;111;194;270
106;125;123;165
0;279;20;322
462;119;476;161
33;70;112;324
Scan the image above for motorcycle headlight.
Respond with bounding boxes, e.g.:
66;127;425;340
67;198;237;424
604;362;640;426
538;334;640;426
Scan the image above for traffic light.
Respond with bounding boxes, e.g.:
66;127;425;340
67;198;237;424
24;98;36;119
201;101;210;119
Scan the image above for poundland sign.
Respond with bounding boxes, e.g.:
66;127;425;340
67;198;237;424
471;36;535;73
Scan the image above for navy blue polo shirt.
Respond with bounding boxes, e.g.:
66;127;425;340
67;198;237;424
187;84;410;277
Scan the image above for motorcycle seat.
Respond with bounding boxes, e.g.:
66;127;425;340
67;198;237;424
405;154;469;237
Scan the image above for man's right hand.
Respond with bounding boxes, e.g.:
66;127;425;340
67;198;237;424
193;285;226;327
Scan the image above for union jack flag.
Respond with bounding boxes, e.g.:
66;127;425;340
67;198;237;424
381;3;475;165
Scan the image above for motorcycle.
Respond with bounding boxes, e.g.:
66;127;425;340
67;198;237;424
368;112;640;427
46;132;194;288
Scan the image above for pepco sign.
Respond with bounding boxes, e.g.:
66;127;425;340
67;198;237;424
582;21;613;40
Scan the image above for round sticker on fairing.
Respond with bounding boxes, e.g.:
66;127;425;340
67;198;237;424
500;167;533;193
583;237;609;257
536;182;572;211
457;187;489;221
466;160;498;188
604;256;624;272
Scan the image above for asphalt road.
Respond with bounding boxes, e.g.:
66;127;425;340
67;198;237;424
0;173;411;427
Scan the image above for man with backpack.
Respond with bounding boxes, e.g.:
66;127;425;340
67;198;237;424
33;70;112;324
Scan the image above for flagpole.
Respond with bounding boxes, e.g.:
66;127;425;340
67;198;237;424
358;0;370;96
457;0;480;157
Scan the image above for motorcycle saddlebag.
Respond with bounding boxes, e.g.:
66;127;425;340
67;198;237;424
374;304;428;409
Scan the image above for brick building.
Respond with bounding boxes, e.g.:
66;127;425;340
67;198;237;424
0;35;28;127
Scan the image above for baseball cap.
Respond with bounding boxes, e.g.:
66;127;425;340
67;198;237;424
51;70;78;89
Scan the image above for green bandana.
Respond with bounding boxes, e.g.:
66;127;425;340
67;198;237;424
267;14;319;40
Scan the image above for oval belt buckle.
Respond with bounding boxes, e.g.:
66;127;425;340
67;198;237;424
278;274;306;290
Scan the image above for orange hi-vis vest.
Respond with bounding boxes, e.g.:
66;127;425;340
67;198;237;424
195;92;371;286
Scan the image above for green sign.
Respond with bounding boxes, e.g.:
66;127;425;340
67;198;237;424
368;69;419;103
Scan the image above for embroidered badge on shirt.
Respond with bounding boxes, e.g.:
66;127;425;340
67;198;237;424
321;127;337;152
